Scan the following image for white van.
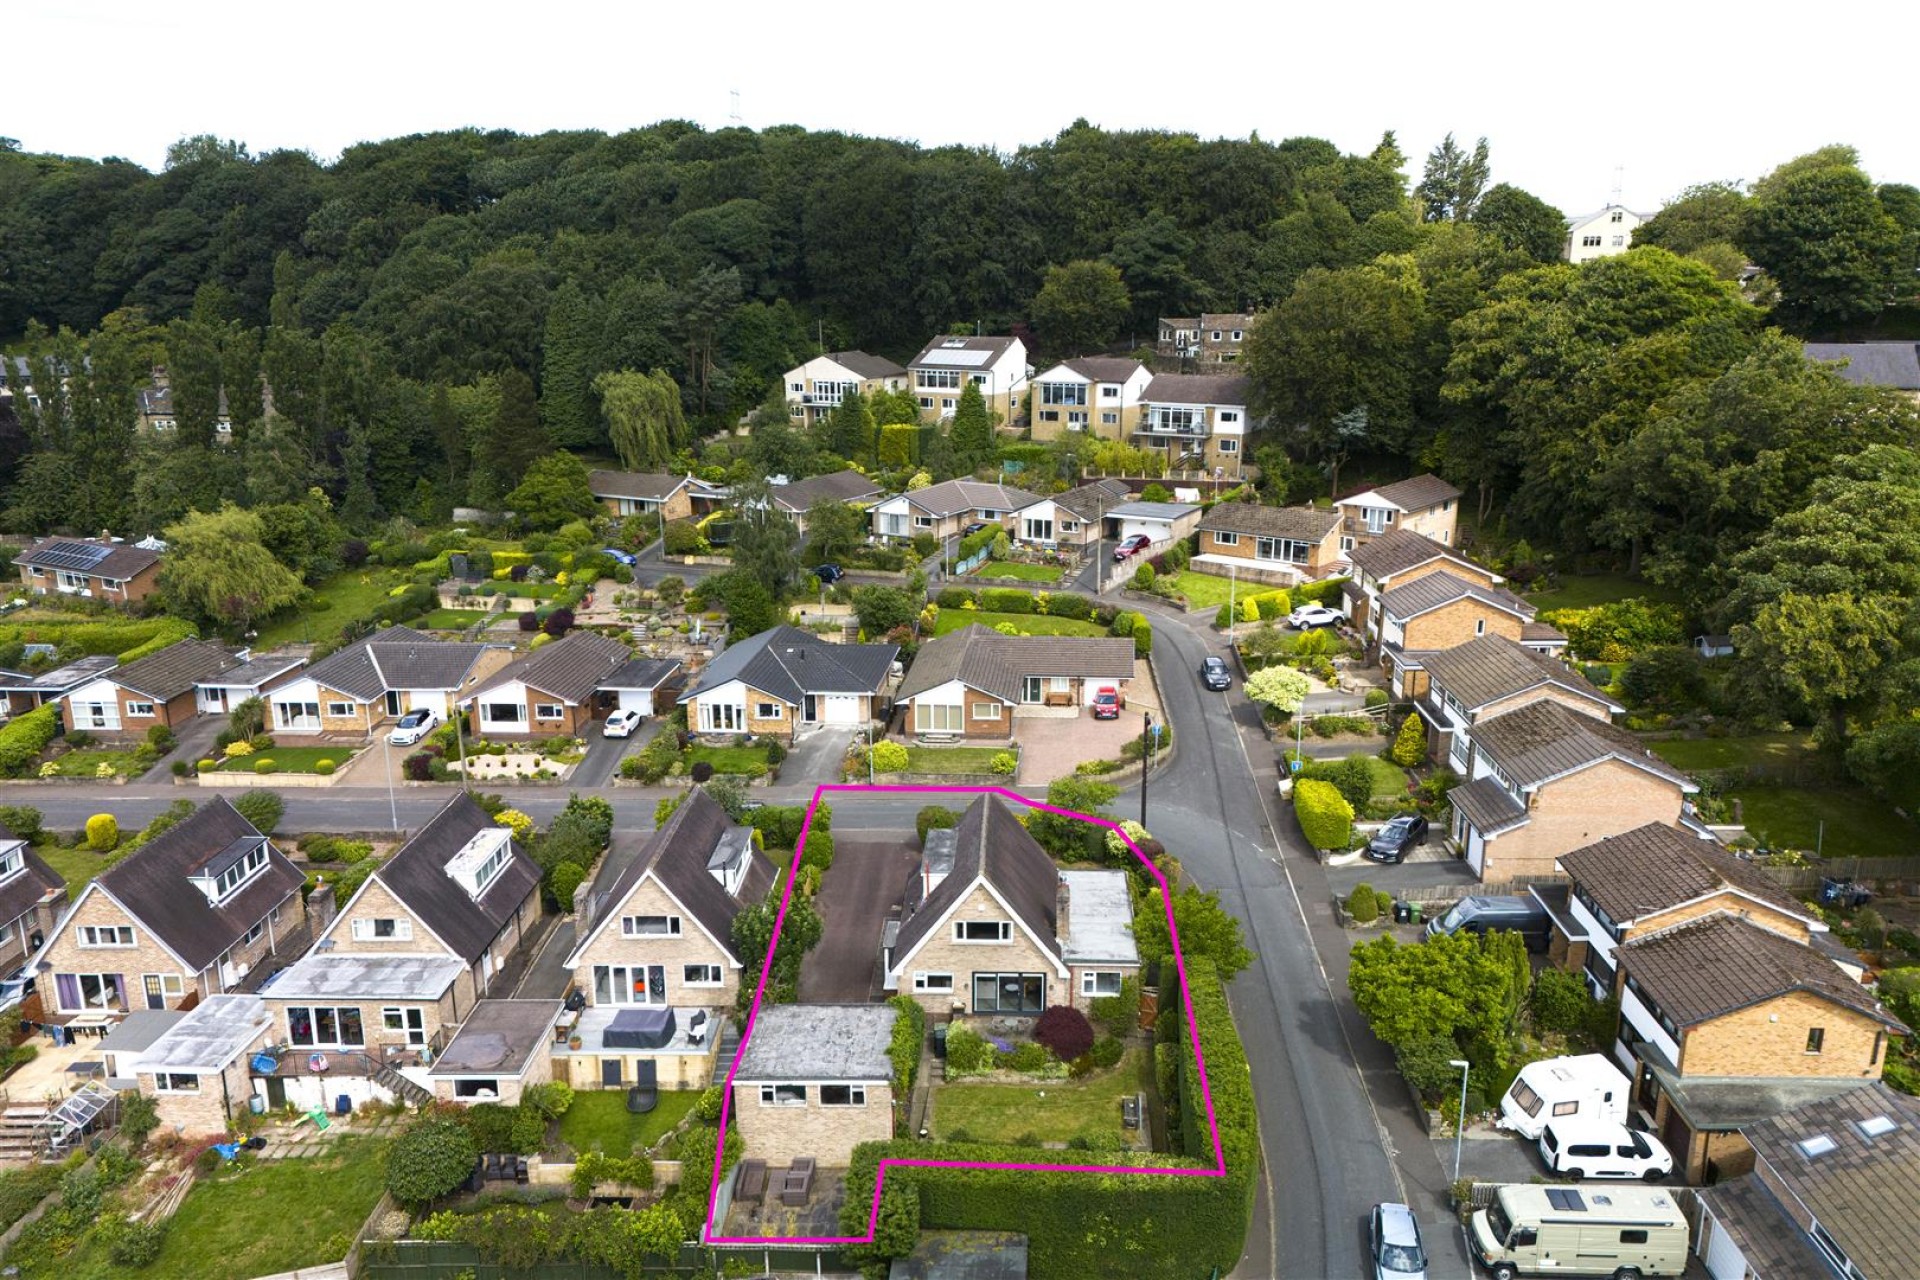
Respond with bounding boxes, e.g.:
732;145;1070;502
1499;1054;1629;1140
1471;1184;1689;1280
1538;1118;1673;1181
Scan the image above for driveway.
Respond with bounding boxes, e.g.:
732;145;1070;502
570;722;648;788
798;837;919;1004
783;726;853;787
1015;710;1152;786
138;713;225;782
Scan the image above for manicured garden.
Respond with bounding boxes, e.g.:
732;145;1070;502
1525;573;1685;611
209;746;355;774
685;741;778;775
1647;732;1811;772
421;608;495;629
252;566;414;648
901;745;1013;774
1164;570;1240;610
931;610;1108;638
39;746;149;778
556;1088;700;1158
1724;784;1918;860
971;562;1063;584
934;1046;1151;1147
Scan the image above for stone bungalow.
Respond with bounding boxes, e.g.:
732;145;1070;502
895;625;1136;739
266;625;495;737
677;625;896;740
1192;503;1343;586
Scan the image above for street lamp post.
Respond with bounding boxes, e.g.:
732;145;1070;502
1140;711;1153;827
860;724;874;785
381;734;399;833
1449;1058;1471;1183
1228;561;1237;641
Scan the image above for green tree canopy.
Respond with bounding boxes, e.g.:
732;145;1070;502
1133;884;1254;980
946;380;996;474
1740;152;1910;327
505;450;597;530
596;369;687;471
1030;259;1131;357
158;504;306;631
1469;183;1567;262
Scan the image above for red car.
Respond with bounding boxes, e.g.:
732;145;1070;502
1113;534;1152;561
1091;686;1122;719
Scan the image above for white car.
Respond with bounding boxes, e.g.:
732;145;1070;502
602;709;644;739
387;708;439;746
1538;1118;1673;1181
1288;604;1344;629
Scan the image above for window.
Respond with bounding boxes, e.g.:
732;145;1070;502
918;397;933;409
453;1078;499;1099
1081;971;1124;997
72;702;118;730
238;921;264;947
1611;235;1625;247
760;1084;807;1106
1218;439;1238;454
972;972;1045;1013
971;702;1001;721
64;973;125;1010
622;916;681;938
288;1006;366;1048
1210;330;1222;341
754;701;783;720
1212;531;1239;547
1620;1230;1648;1245
1552;1100;1579;1116
1610;210;1624;223
698;702;743;732
1256;537;1313;565
914;516;934;528
913;972;954;992
125;701;155;717
1807;1027;1826;1054
917;369;962;390
941;398;956;411
325;701;354;718
820;1084;866;1106
1100;384;1120;399
1039;410;1059;422
1101;411;1118;425
1039;382;1087;406
914;702;961;733
1218;411;1240;424
1023;517;1054;542
789;381;804;393
78;925;135;948
1230;330;1243;341
683;964;723;987
213;843;269;900
484;701;526;724
1340;536;1355;552
57;570;90;590
351;917;414;942
276;701;321;729
1474;619;1486;637
593;963;665;1005
969;373;986;385
535;703;565;721
1581;235;1602;248
954;920;1011;943
383;1008;408;1031
156;1073;200;1093
1067;411;1087;426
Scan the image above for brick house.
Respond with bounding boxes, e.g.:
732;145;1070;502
586;470;728;522
1011;479;1132;552
15;537;162;605
0;655;118;720
0;828;66;975
1545;823;1831;999
767;469;886;534
1445;698;1697;881
677;625;897;740
1192;503;1343;587
1028;357;1151;442
1694;1082;1920;1278
1415;634;1620;774
884;795;1138;1017
895;625;1136;739
37;798;308;1019
60;638;245;738
265;625;496;736
458;631;631;738
1374;571;1560;700
907;335;1029;425
1612;911;1907;1183
316;793;543;1012
869;479;1042;544
1134;373;1251;475
126;994;275;1137
1334;474;1463;554
1345;528;1503;641
730;1004;898;1166
781;352;909;430
1155;313;1251;365
429;999;564;1106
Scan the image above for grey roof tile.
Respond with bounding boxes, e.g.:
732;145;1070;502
1060;357;1145;382
1347;528;1485;581
16;537;160;582
910;335;1023;367
1447;777;1529;835
1694;1174;1838;1280
0;831;64;931
1380;570;1534;623
1142;373;1250;405
302;626;485;701
893;795;1060;965
770;469;886;513
198;651;305;691
898;625;1135;704
1419;634;1611;712
1198;502;1339;542
108;638;242;700
1803;342;1920;391
463;631;630;706
1343;474;1463;511
902;479;1042;518
825;350;908;380
1559;823;1815;925
372;794;541;965
680;626;896;707
1470;699;1693;790
1028;479;1132;522
586;470;686;501
601;657;682;691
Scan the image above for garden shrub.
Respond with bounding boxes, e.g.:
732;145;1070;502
170;760;190;777
1296;756;1374;809
944;1025;994;1075
517;610;539;632
1048;593;1094;620
145;723;175;751
386;1116;480;1206
1346;882;1380;924
494;808;535;844
978;587;1036;614
253;757;278;774
1000;1041;1053;1074
1293;778;1354;850
1091;974;1142;1037
315;758;336;775
85;813;118;852
1528;969;1601;1037
1090;1036;1125;1069
988;751;1017;775
695;1085;726;1123
233;789;285;833
1292;577;1348;606
0;706;58;778
1032;1005;1095;1062
102;1217;168;1267
1390;713;1427;766
690;760;715;783
1131;562;1155;590
1395;1034;1467;1102
916;805;960;842
1541;599;1686;662
888;995;927;1095
936;587;976;610
548;861;586;910
404;752;434;781
868;740;910;773
1364;687;1391;709
0;804;43;842
662;520;706;556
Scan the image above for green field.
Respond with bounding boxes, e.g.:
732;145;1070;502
1729;784;1919;860
901;746;1011;774
213;746;355;774
1648;733;1811;772
932;610;1108;638
557;1088;700;1157
1526;573;1686;611
971;562;1064;584
933;1048;1150;1147
1165;571;1241;610
421;608;493;630
253;567;414;648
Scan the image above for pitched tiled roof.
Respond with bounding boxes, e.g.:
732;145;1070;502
1033;479;1132;522
600;657;681;691
910;335;1023;366
302;626;486;701
109;638;242;700
1347;528;1484;581
825;350;907;380
1470;699;1693;790
1735;1082;1920;1279
587;470;682;500
1142;373;1251;406
901;479;1042;517
1420;634;1612;712
372;793;541;965
898;625;1136;703
0;656;117;695
0;830;64;932
1446;776;1529;836
770;469;885;513
198;651;304;691
1693;1174;1835;1279
681;625;896;707
1521;621;1568;645
894;795;1061;966
1618;912;1906;1031
1559;824;1816;926
17;537;160;582
1198;502;1339;541
1343;474;1463;512
96;798;303;971
1380;569;1534;623
1061;357;1144;382
463;632;630;706
1803;342;1920;391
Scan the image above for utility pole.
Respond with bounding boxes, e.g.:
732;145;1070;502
1140;711;1152;827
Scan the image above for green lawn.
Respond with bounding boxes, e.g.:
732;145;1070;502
971;562;1064;584
41;747;148;778
1727;785;1920;860
557;1088;700;1157
1165;571;1240;610
33;841;118;889
421;608;494;629
686;743;774;775
63;1136;390;1280
254;567;416;649
1526;573;1686;611
933;1048;1150;1147
1346;753;1409;799
932;610;1108;638
1648;733;1812;772
213;746;356;774
901;746;1012;774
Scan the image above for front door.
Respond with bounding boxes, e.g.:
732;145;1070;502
385;690;402;717
143;975;166;1010
402;1008;426;1046
803;694;818;723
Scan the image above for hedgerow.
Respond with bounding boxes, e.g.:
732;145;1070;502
1293;777;1354;850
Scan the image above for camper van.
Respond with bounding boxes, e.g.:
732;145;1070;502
1499;1054;1629;1140
1471;1184;1689;1280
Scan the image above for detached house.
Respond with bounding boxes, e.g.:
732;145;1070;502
1028;358;1150;442
60;638;244;738
1446;698;1696;881
896;624;1136;737
586;471;728;522
1565;204;1654;263
1334;474;1462;553
266;625;493;736
884;795;1138;1016
732;1004;899;1166
782;352;909;429
458;631;631;738
0;827;65;974
1194;503;1343;586
562;789;773;1089
39;798;307;1018
1345;528;1557;653
1134;373;1251;475
768;470;886;533
1613;912;1906;1182
908;335;1029;424
678;625;896;739
16;537;162;605
1417;634;1619;773
869;479;1042;544
192;651;305;719
316;793;543;1009
1011;479;1131;552
1374;570;1555;700
1155;314;1251;364
0;655;118;721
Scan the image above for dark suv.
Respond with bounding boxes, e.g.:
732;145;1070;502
1200;656;1232;691
1366;814;1430;864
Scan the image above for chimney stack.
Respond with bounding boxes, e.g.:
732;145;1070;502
1055;874;1070;942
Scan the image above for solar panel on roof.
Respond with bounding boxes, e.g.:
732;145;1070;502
31;541;112;571
926;349;992;367
1545;1188;1585;1211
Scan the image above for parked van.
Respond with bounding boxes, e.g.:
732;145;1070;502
1538;1118;1673;1181
1471;1184;1689;1280
1424;895;1550;951
1499;1054;1629;1140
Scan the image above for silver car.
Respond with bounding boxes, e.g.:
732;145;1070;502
1371;1202;1428;1280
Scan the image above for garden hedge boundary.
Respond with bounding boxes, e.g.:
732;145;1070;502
1293;777;1354;851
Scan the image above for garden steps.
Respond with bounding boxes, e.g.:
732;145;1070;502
708;1024;741;1085
372;1064;433;1107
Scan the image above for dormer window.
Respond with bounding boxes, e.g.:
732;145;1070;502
0;841;24;885
215;844;268;897
446;827;513;901
192;837;271;904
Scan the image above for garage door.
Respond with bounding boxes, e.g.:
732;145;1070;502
1700;1210;1748;1280
821;695;860;724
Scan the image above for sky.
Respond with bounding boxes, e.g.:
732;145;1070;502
14;0;1918;216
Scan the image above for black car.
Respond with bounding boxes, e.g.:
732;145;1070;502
1365;814;1430;864
1200;656;1232;691
961;521;990;537
811;563;844;585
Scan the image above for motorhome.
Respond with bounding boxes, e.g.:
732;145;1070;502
1498;1053;1629;1140
1471;1184;1689;1280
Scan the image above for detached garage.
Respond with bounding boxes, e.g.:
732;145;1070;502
599;657;683;718
1104;500;1201;550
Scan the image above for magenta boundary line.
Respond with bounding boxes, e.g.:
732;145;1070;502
701;782;1227;1246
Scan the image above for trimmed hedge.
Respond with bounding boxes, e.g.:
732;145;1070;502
0;616;193;662
0;705;58;777
1293;777;1354;850
977;587;1036;614
1291;576;1349;606
887;995;926;1099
